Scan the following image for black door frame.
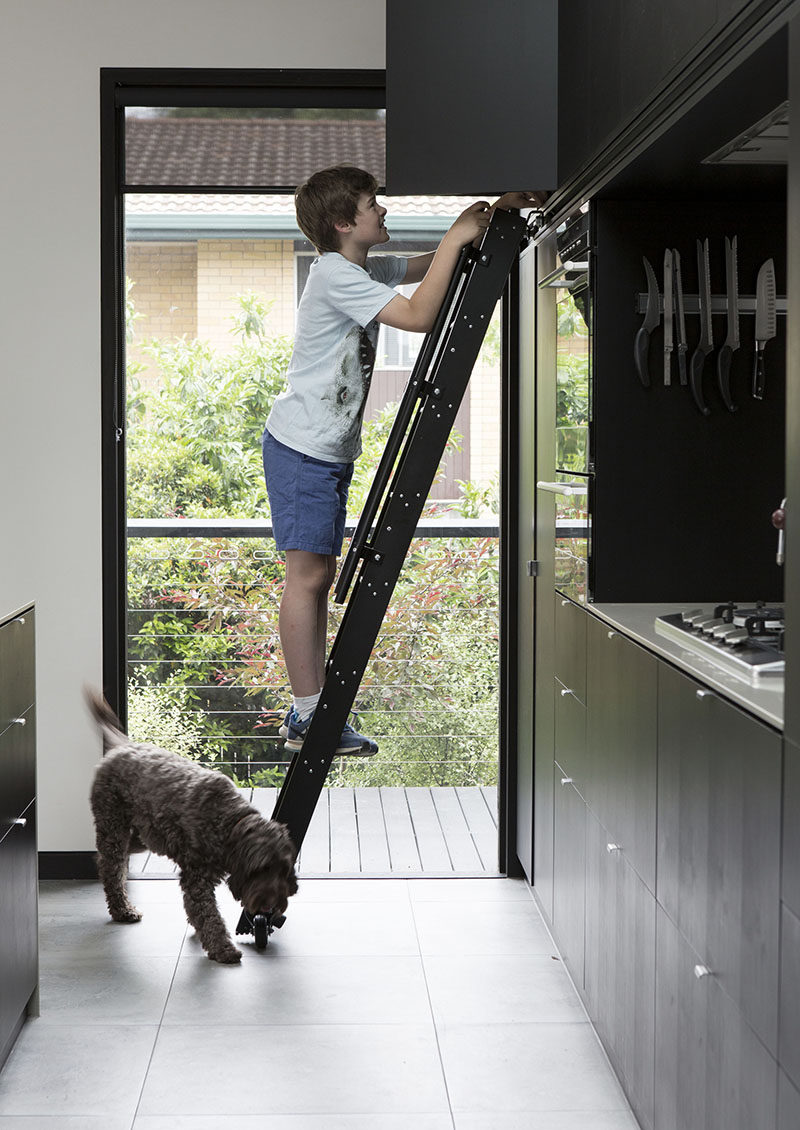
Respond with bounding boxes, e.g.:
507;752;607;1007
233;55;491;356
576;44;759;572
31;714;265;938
99;66;519;874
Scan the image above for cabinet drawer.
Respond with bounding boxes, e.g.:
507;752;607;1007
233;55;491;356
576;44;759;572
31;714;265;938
586;614;657;892
0;705;35;839
585;810;655;1129
780;903;800;1090
553;764;586;987
0;802;38;1065
554;676;586;791
554;593;586;703
655;905;777;1130
657;663;781;1055
0;610;35;736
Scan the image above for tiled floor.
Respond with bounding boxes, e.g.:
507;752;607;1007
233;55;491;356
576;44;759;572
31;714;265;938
0;877;640;1129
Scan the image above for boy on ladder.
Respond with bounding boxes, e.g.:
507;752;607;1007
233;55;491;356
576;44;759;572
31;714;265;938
262;164;538;756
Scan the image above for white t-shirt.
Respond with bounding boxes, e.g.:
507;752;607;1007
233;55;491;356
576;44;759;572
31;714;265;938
266;252;408;462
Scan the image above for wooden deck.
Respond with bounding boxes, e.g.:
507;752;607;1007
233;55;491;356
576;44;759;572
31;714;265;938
129;785;500;877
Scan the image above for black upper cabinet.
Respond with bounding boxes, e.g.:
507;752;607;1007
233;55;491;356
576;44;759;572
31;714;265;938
385;0;557;195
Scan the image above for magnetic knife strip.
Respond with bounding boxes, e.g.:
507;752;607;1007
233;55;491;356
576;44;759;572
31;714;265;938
270;207;528;853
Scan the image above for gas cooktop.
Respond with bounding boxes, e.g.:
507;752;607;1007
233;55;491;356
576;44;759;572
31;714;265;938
655;602;785;685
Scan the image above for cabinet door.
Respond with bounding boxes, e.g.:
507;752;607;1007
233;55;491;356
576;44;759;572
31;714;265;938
0;705;35;836
657;663;781;1055
585;810;656;1130
0;610;35;736
780;902;800;1091
586;615;657;891
555;676;587;792
386;0;557;194
655;905;778;1130
554;594;587;704
0;803;37;1063
553;765;586;986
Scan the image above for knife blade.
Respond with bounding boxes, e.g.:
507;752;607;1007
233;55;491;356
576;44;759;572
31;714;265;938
689;238;713;416
673;248;688;386
716;236;740;412
663;249;674;386
634;256;660;387
752;257;776;400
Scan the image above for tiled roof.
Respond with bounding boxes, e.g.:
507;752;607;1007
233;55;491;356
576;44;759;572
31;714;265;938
125;117;387;187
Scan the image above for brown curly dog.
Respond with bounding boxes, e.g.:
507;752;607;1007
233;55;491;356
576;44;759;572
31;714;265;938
88;691;298;963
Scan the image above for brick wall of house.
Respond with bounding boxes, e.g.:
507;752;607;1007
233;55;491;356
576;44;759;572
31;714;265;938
125;243;197;385
196;239;296;351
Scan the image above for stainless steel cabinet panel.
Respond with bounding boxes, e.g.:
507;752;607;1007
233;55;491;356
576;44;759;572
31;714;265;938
553;763;586;987
657;662;781;1055
586;613;657;892
0;612;35;737
655;905;778;1130
554;593;587;704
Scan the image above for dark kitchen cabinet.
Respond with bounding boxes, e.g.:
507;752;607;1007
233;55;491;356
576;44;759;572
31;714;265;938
779;1069;800;1130
552;763;586;986
780;902;800;1090
586;615;657;892
655;904;778;1130
657;662;781;1055
0;606;37;1072
584;809;656;1130
385;0;557;195
554;594;587;704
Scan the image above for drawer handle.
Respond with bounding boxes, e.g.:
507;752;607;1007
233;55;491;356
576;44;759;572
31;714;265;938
12;818;27;828
560;776;573;786
694;964;712;979
561;598;570;607
696;689;713;700
560;687;573;698
607;630;617;639
606;842;621;853
12;717;26;726
12;617;26;626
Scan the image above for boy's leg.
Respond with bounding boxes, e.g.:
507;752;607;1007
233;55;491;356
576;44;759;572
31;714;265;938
280;550;334;698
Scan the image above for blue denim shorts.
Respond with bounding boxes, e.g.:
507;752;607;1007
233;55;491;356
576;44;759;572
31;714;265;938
262;430;354;556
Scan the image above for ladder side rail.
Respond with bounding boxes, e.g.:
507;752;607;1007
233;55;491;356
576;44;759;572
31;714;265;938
272;211;527;846
335;247;472;603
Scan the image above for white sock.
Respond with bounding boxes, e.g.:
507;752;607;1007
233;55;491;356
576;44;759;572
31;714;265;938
293;691;321;721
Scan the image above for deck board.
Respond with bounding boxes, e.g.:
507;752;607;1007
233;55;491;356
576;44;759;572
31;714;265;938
128;785;499;878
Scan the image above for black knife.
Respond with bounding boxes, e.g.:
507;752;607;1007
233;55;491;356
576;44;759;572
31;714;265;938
689;239;713;416
673;248;688;386
634;256;660;387
752;258;776;400
663;249;674;386
717;236;740;412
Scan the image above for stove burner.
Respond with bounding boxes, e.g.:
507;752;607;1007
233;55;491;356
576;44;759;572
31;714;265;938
658;603;785;685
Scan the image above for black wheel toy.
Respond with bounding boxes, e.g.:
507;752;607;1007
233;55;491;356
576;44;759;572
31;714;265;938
253;914;269;950
235;908;287;950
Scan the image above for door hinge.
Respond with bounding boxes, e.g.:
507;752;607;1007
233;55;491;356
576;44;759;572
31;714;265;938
526;560;540;577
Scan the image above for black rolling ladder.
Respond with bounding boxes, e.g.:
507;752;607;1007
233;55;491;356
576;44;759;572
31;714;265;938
238;207;528;947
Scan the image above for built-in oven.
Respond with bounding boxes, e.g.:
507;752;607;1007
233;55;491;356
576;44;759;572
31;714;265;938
536;205;593;602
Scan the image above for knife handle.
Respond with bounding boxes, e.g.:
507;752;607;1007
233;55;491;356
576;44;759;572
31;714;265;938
677;347;687;386
716;345;737;413
689;348;711;416
752;347;766;400
634;326;651;387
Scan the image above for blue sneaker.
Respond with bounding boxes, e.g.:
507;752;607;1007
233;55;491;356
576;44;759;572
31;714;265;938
284;708;378;756
278;707;292;739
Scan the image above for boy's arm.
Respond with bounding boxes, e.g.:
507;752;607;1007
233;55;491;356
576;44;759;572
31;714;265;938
377;201;491;333
391;192;547;312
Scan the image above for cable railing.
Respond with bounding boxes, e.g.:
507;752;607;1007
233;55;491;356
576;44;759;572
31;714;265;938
127;515;500;789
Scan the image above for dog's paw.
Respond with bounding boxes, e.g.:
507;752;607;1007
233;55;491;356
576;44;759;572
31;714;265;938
209;945;242;964
111;907;143;923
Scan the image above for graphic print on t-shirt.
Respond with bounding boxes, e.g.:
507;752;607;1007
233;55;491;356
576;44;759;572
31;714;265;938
320;324;377;447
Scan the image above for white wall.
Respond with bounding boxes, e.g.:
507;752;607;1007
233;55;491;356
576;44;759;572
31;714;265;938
0;0;385;852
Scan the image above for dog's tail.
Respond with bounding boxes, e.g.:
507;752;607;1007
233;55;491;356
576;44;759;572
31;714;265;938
85;688;129;752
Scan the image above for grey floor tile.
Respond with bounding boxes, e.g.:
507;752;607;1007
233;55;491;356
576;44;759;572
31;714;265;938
408;877;532;902
164;953;431;1026
38;907;188;961
0;1024;156;1118
0;1119;132;1129
291;878;412;902
261;897;420;956
413;897;556;956
424;953;588;1025
454;1115;641;1129
438;1022;630;1114
36;955;178;1024
135;1117;453;1129
137;1023;449;1116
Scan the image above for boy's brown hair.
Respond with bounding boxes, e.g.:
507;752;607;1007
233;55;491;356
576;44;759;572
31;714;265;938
295;165;378;254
